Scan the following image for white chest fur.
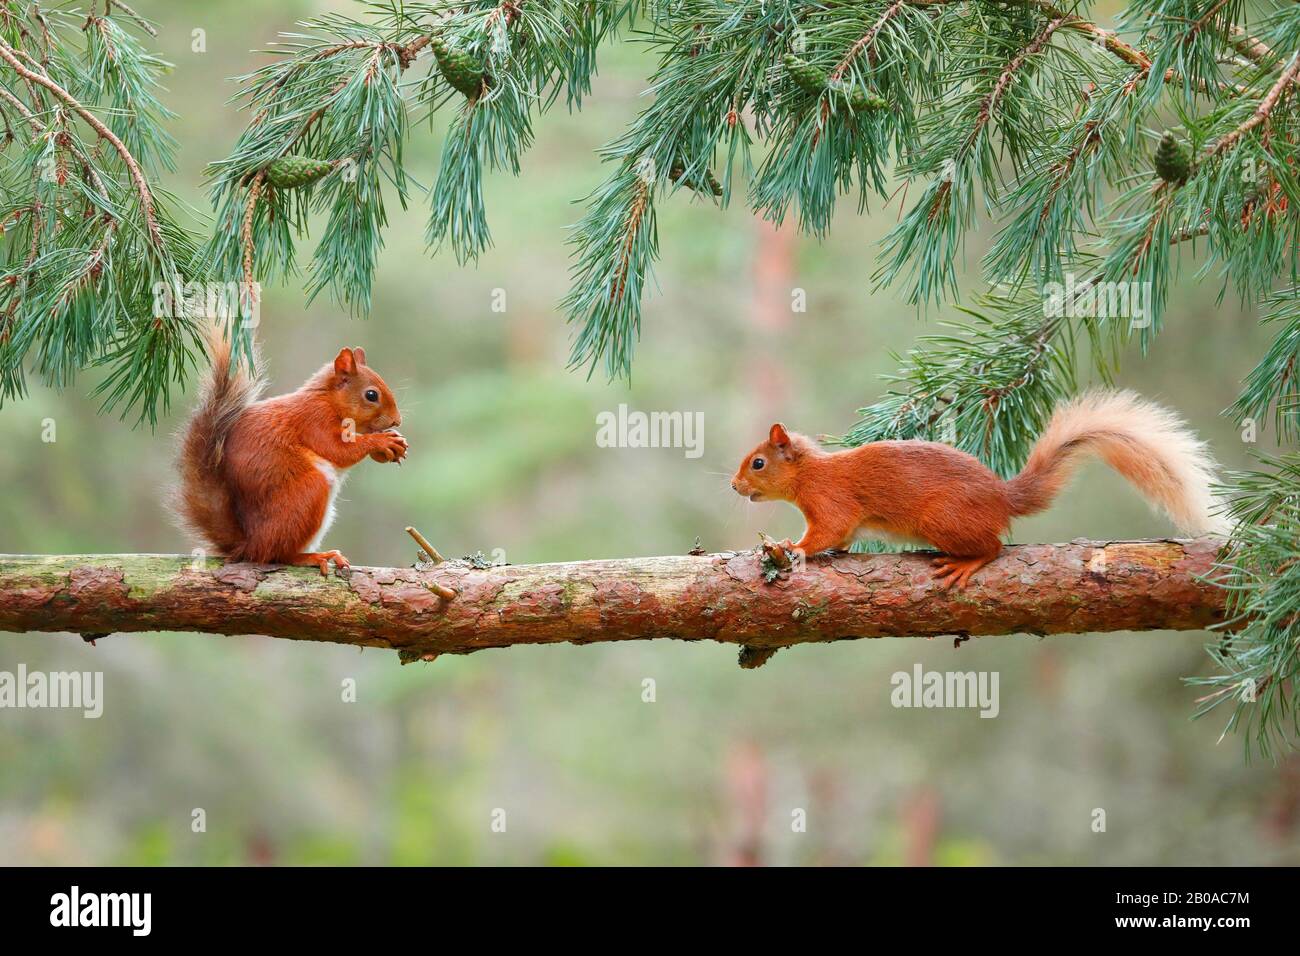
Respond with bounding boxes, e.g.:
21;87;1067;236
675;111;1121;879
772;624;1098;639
307;458;350;552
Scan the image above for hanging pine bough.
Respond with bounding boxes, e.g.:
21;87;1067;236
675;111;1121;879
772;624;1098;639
0;3;206;425
1;0;1299;755
205;1;632;309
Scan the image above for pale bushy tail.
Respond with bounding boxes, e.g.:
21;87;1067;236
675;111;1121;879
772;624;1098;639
1004;390;1228;534
172;323;264;555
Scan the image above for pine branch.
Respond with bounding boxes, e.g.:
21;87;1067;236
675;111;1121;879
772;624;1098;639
0;6;203;424
1212;50;1300;155
207;2;628;312
106;0;157;38
1227;24;1277;65
0;540;1226;664
832;0;908;74
0;38;164;251
1232;290;1300;441
198;0;1296;380
1192;457;1300;758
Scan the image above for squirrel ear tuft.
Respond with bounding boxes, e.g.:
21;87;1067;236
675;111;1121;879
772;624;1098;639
333;348;357;376
352;347;366;367
769;423;791;447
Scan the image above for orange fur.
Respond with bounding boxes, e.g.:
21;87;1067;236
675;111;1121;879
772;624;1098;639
731;391;1224;587
174;332;406;575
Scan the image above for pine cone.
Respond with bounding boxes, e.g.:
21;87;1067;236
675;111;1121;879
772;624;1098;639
1154;132;1191;186
828;79;887;113
783;54;828;96
264;155;334;190
785;55;884;113
432;34;489;98
669;161;723;197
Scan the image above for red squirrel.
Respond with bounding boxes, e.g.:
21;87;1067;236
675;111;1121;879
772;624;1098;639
175;326;408;576
732;390;1226;588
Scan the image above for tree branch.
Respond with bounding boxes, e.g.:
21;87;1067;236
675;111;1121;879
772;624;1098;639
1212;51;1300;155
107;0;158;37
0;538;1226;665
970;16;1068;149
832;0;908;75
0;86;112;202
911;0;1153;71
0;37;164;251
1227;25;1276;65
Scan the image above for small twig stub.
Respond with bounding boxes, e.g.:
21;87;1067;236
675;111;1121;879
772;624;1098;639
405;526;446;564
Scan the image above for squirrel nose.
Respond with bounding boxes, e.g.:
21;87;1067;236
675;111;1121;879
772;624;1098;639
730;480;738;491
392;415;402;428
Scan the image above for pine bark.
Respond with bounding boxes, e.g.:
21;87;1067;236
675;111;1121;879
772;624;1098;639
0;538;1226;664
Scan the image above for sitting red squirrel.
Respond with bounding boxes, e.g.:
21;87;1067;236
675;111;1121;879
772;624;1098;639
731;390;1226;588
175;326;408;576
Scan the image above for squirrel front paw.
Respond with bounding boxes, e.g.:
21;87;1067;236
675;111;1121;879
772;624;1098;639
368;430;409;463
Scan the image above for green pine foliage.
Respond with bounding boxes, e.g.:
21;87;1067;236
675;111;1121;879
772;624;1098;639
1190;455;1300;759
3;0;1300;753
0;2;203;425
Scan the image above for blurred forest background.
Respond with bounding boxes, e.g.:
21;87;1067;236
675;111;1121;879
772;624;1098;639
1;0;1298;866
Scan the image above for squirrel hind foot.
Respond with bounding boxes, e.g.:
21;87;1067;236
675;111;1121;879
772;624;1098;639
930;554;996;590
290;550;352;577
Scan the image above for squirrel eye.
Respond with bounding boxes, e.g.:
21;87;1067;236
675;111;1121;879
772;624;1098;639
364;388;379;403
751;457;765;471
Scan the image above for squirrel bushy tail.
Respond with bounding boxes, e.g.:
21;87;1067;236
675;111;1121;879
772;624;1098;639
1004;390;1228;534
173;323;265;556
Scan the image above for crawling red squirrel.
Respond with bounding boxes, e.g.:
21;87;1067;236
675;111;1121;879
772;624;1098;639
175;326;408;576
732;390;1226;588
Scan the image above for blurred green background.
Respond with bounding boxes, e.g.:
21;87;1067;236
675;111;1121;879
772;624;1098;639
2;0;1297;866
